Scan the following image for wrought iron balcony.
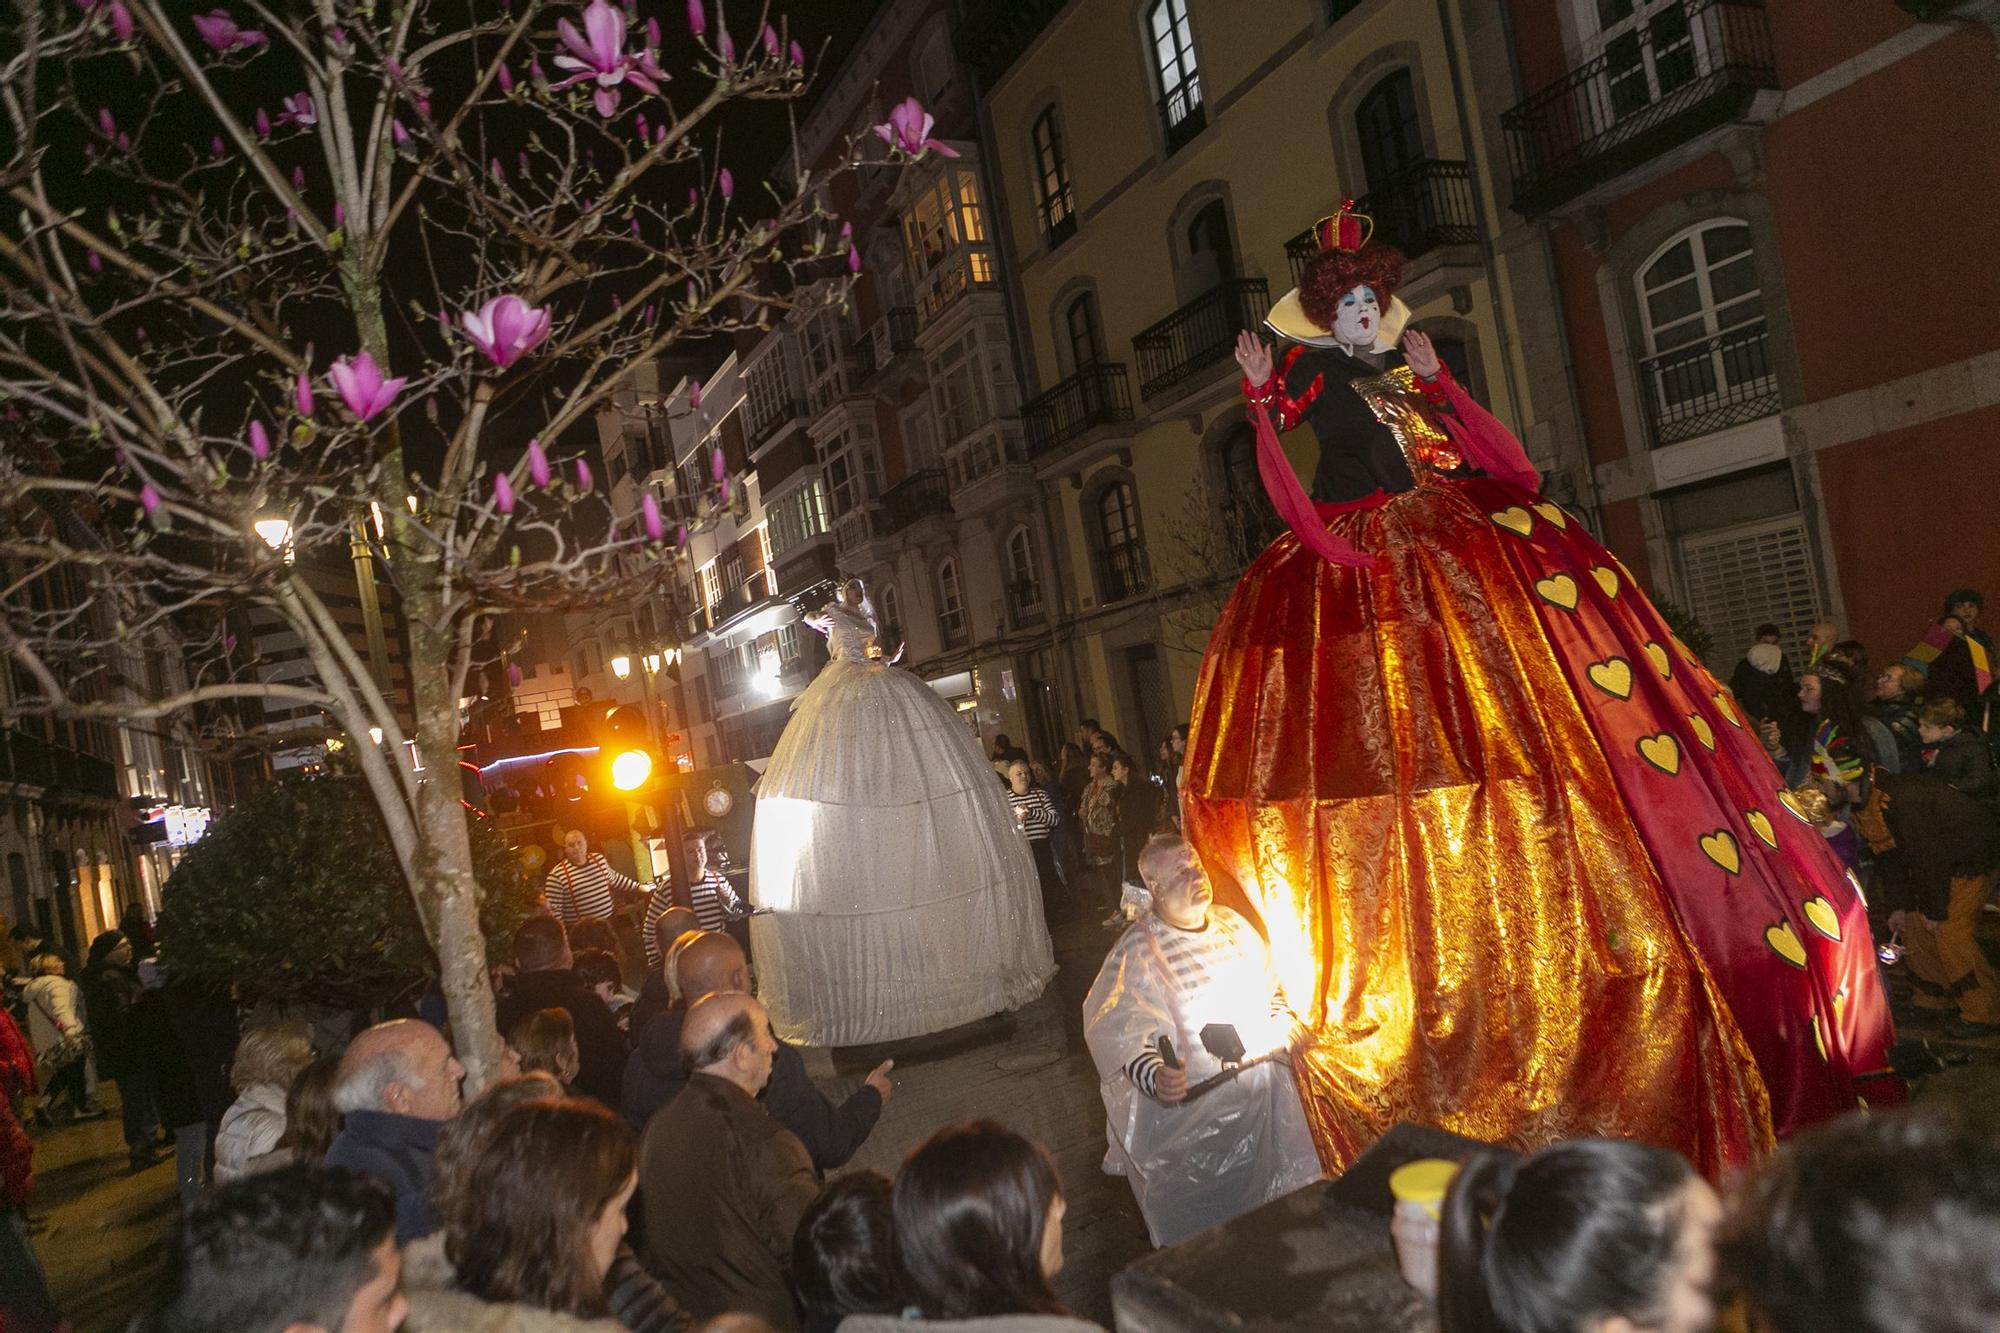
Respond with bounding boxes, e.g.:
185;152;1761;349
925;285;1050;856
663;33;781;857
1502;0;1777;217
1133;279;1269;402
1160;82;1206;155
1022;361;1134;458
883;304;918;352
1285;160;1480;283
1638;321;1780;448
750;396;804;447
1098;543;1150;605
878;469;954;534
850;306;921;384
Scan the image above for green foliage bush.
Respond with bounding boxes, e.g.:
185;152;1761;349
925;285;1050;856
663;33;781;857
158;773;536;1009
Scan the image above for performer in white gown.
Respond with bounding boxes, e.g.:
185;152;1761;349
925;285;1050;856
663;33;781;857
749;580;1056;1045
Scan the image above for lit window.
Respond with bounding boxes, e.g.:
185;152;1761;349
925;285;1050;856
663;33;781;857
1033;107;1075;243
937;558;968;648
1097;481;1146;602
1148;0;1203;149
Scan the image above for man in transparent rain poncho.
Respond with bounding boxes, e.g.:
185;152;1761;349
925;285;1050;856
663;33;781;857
1084;834;1323;1246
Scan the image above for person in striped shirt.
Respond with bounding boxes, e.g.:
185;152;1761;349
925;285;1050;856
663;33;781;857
683;829;747;934
1005;759;1064;923
543;829;645;926
1082;834;1320;1246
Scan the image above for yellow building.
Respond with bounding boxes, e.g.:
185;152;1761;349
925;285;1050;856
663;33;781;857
968;0;1580;757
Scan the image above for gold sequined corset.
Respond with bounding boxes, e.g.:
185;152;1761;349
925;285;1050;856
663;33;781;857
1347;366;1463;477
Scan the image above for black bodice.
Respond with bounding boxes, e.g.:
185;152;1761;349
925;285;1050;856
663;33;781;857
1283;344;1420;503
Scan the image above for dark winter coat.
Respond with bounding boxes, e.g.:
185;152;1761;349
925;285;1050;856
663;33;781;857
1870;771;2000;919
1923;728;1996;802
495;967;628;1109
621;1008;880;1173
133;986;204;1129
79;960;141;1080
323;1110;445;1244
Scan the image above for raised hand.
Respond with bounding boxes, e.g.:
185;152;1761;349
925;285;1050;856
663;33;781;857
1403;330;1442;380
865;1059;894;1104
1233;329;1273;385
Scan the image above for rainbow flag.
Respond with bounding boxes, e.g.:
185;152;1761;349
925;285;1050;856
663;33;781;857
1905;623;1994;694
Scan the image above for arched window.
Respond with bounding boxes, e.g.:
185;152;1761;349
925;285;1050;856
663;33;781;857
1147;0;1203;150
1005;527;1043;622
1354;69;1424;192
1032;107;1075;245
1065;292;1104;372
1183;199;1234;292
1096;481;1146;602
936;559;968;648
878;583;902;644
1635;221;1775;447
1217;426;1276;566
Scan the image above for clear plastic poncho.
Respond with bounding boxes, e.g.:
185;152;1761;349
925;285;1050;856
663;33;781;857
1082;906;1324;1246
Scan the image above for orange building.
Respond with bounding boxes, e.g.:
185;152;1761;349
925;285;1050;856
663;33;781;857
1493;1;2000;669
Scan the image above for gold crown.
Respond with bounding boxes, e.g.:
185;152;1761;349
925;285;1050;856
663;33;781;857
1310;199;1374;254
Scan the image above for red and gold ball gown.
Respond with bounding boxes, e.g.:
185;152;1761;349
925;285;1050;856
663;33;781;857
1183;344;1902;1177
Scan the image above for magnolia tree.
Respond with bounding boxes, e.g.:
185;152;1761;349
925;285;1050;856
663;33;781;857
0;0;947;1081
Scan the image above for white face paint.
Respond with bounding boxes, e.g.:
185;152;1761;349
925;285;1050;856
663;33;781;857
1332;284;1380;349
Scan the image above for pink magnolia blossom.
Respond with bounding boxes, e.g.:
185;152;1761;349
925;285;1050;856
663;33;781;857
635;112;649;140
193;10;267;52
674;523;689;549
689;379;702;410
718;168;734;200
508;661;524;687
789;40;805;66
574;458;594;491
709;446;725;484
333;201;346;226
294;372;314;418
391;119;410;148
139;483;160;516
210;135;225;156
641;492;664;543
461;295;552;367
551;0;667;119
99;0;133;41
718;27;734;62
645;17;661;50
526;438;551;488
97;108;116;138
848;245;862;275
497;63;515;95
281;92;316;126
254;107;271;138
494;472;516;515
327;351;407;421
686;0;705;38
761;23;779;59
248;419;270;460
872;97;959;159
85;250;103;273
490;156;505;183
290;164;306;190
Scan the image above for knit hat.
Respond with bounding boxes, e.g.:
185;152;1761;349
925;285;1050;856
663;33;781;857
1746;642;1783;674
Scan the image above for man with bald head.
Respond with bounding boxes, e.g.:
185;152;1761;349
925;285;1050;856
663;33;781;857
322;1019;465;1243
621;930;890;1170
628;905;701;1037
639;992;819;1330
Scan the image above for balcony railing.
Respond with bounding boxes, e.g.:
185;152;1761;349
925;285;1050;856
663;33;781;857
831;507;875;558
1638;321;1781;448
1133;279;1269;402
1006;581;1046;627
1285;160;1480;283
2;725;122;800
1023;361;1135;458
1099;543;1150;605
751;396;804;447
917;248;999;326
1161;81;1206;155
1502;0;1777;216
878;469;953;534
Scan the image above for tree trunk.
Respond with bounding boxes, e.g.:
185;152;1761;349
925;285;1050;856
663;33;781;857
404;579;504;1092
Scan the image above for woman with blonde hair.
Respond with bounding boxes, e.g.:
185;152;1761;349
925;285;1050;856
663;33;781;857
213;1019;315;1185
510;1008;581;1091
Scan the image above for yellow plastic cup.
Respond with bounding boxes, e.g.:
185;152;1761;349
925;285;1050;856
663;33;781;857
1388;1158;1461;1299
1388;1158;1461;1221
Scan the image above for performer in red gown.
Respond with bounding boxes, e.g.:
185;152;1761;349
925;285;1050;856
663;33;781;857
1182;203;1900;1178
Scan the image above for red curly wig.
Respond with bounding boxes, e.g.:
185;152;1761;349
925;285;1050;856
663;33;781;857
1298;243;1407;333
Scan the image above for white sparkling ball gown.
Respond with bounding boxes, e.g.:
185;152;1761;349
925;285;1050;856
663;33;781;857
749;603;1056;1045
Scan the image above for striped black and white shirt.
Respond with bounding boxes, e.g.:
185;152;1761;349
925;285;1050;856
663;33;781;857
689;868;747;932
543;853;642;925
1008;785;1061;841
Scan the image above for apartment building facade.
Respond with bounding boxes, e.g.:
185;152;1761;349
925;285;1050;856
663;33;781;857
963;0;1571;760
1493;1;2000;665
